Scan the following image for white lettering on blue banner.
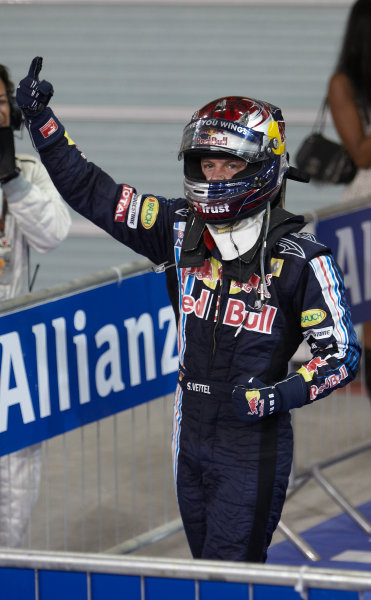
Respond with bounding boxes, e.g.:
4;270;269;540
0;271;178;456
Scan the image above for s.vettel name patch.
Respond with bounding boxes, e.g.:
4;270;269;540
114;184;135;223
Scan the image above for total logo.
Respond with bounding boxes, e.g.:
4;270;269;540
114;185;135;223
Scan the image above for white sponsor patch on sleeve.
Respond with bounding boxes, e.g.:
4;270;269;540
303;327;333;340
127;194;142;229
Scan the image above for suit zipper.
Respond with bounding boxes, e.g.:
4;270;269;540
212;276;223;356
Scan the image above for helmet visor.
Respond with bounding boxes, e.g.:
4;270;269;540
179;117;269;162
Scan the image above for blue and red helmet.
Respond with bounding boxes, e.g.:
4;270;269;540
178;96;289;223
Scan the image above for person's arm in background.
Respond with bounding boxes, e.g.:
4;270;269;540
1;156;71;252
328;72;371;169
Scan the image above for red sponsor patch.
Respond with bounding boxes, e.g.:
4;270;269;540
40;118;59;139
114;185;135;223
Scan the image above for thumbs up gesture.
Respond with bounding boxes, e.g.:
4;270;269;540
16;56;54;117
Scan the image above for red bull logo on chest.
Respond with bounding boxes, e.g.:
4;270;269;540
223;299;277;334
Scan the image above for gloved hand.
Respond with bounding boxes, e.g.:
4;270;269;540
232;377;279;422
16;57;54;117
232;373;308;423
16;57;64;150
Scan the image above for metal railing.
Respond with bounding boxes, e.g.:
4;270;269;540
1;547;371;600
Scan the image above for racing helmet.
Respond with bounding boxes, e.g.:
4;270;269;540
178;96;289;223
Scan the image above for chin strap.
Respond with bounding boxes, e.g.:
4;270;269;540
178;213;207;268
256;202;271;310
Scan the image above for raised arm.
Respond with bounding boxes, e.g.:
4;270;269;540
328;72;371;169
16;56;176;266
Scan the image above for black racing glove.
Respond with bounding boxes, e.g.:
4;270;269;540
16;56;65;150
232;373;308;423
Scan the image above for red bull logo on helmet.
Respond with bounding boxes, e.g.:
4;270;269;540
196;131;229;147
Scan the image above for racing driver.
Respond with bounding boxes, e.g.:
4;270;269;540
16;57;361;563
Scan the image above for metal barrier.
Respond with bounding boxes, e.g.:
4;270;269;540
1;547;371;600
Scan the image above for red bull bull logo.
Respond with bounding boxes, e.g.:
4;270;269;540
223;300;277;335
246;392;259;415
186;258;222;290
230;273;272;297
297;357;328;382
303;357;328;374
245;390;265;417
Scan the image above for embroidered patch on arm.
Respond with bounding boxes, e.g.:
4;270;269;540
114;185;135;223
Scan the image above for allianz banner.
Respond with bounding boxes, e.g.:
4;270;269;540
0;270;178;456
315;205;371;326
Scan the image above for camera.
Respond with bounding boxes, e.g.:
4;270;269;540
0;127;16;178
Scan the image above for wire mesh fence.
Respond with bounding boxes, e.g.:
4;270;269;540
19;395;178;553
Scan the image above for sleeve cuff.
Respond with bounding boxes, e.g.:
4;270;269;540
277;372;309;412
26;107;65;150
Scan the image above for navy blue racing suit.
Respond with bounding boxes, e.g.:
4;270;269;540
37;130;360;563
